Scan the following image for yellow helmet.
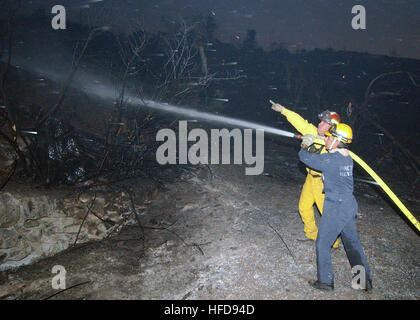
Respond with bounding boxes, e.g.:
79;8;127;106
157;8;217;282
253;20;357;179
325;123;353;144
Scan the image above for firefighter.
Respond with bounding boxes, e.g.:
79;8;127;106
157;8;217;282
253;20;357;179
299;124;372;291
270;100;341;248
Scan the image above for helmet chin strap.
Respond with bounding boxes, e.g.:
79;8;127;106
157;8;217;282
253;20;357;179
328;138;339;151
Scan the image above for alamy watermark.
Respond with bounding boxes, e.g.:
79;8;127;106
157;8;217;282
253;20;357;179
156;121;264;175
351;4;366;30
51;5;66;30
351;265;367;290
51;265;66;290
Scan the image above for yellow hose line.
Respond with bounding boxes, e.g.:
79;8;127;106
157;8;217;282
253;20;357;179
312;138;420;231
349;151;420;231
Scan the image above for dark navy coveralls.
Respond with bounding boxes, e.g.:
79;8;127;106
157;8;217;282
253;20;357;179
298;148;371;285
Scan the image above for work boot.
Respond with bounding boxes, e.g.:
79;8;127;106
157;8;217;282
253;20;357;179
365;279;373;293
308;279;334;291
332;240;340;249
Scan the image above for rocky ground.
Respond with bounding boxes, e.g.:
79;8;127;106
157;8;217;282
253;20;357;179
0;139;419;300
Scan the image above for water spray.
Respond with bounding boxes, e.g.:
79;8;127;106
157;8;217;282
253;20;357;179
134;98;299;138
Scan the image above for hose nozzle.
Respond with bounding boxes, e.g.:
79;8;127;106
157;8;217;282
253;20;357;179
294;133;325;146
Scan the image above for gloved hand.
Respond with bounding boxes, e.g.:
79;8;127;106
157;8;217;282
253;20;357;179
270;100;284;113
301;134;315;148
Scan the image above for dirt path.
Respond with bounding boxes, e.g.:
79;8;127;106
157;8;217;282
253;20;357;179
1;142;419;300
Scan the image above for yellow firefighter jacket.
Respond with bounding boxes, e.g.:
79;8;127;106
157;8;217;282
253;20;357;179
281;107;327;176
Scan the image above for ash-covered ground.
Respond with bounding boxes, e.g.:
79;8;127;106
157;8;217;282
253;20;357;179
1;140;419;300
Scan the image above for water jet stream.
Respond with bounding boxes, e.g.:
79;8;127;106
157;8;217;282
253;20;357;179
132;98;295;137
14;59;294;136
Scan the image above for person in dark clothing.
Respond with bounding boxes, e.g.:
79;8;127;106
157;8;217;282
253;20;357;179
298;123;372;291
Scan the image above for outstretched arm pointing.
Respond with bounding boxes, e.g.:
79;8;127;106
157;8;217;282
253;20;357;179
270;100;285;113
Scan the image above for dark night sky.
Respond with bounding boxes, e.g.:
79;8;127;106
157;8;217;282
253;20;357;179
20;0;420;60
